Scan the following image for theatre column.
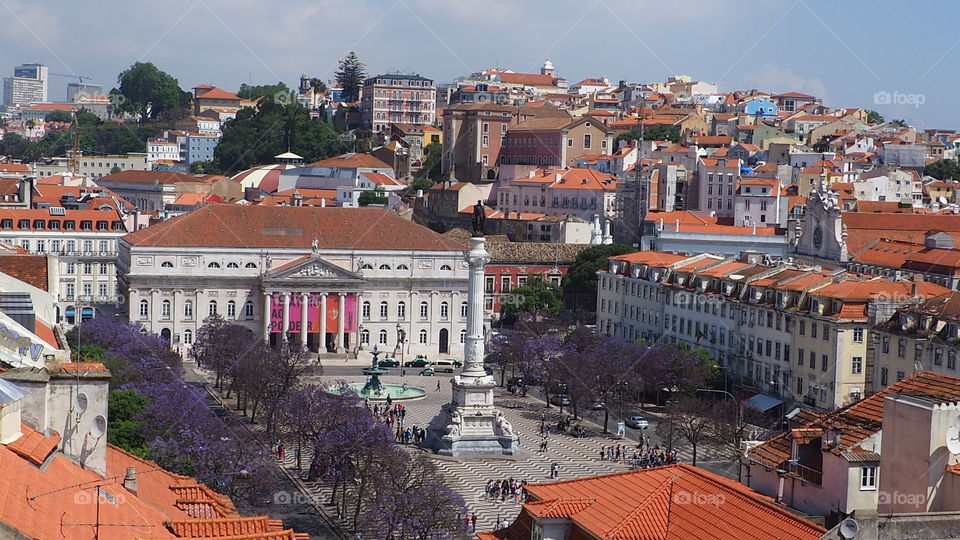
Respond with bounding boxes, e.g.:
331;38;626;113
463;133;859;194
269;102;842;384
336;292;345;353
299;292;309;348
262;292;271;340
281;292;291;341
319;294;328;351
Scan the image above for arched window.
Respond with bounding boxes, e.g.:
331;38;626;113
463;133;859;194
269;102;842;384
397;301;406;320
244;262;257;268
362;301;371;320
419;329;428;344
379;329;388;344
183;328;193;345
226;262;239;268
139;299;149;319
460;301;468;319
361;329;370;344
419;301;429;319
208;300;218;317
227;300;236;319
161;300;171;319
460;329;466;344
397;264;409;270
161;261;173;268
379;264;391;270
361;263;373;270
244;300;254;319
379;301;388;319
184;300;193;319
440;301;449;319
440;264;452;271
208;262;221;268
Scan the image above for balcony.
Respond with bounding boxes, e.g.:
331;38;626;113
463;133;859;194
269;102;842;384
58;294;122;305
57;250;119;259
785;460;823;486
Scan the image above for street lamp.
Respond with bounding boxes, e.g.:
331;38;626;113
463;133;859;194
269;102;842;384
396;323;406;376
697;387;745;481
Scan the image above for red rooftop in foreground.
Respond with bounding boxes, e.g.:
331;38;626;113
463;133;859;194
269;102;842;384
478;463;825;540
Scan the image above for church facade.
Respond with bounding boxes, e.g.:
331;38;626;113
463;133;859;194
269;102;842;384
118;205;469;359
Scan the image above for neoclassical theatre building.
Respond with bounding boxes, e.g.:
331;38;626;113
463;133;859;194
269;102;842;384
118;205;469;358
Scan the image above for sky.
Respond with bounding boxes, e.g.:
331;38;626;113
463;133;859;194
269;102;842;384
2;0;959;128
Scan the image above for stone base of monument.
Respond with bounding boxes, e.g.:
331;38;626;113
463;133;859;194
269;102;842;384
426;403;520;457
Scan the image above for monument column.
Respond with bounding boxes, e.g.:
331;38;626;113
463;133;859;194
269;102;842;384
281;292;291;341
262;292;271;340
336;292;345;353
319;294;328;352
299;292;309;348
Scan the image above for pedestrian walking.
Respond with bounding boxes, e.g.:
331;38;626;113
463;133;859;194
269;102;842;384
495;514;501;530
471;513;477;532
464;515;471;530
436;380;441;392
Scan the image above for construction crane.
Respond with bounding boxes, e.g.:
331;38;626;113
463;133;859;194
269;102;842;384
49;73;93;84
67;111;81;175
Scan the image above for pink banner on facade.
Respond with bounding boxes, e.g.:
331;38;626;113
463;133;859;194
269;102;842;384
269;294;321;333
344;294;357;333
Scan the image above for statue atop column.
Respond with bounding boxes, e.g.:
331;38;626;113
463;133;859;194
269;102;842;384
471;200;486;236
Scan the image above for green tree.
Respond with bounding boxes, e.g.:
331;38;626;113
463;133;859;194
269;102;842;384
335;51;366;102
406;177;433;196
866;110;884;124
614;124;680;147
499;277;563;325
309;78;327;93
190;160;218;174
107;389;150;456
417;142;443;180
890;119;908;128
237;82;293;103
45;110;73;123
212;99;351;174
925;159;960;181
113;62;188;123
358;185;387;206
562;243;637;299
110;165;122;174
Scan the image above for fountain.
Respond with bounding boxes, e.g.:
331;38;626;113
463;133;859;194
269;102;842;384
327;345;426;401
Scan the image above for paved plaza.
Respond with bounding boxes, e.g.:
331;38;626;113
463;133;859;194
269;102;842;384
284;370;738;535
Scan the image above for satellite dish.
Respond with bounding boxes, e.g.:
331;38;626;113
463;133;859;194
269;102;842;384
947;426;960;455
839;517;860;539
940;196;948;205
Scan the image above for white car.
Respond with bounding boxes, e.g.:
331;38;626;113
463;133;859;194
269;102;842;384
625;415;649;429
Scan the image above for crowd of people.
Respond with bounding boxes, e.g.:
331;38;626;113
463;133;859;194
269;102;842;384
485;478;528;503
365;400;426;445
600;443;678;469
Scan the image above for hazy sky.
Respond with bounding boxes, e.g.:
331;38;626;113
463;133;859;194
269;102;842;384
3;0;958;128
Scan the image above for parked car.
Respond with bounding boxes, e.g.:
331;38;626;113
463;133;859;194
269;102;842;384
419;367;435;376
625;415;649;429
405;357;430;368
591;399;605;410
431;359;461;373
549;394;572;406
378;357;399;367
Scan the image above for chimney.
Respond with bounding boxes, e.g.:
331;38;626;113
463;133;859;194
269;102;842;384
675;218;680;232
123;467;138;495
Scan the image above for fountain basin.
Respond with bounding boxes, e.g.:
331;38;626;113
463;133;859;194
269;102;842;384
328;382;427;401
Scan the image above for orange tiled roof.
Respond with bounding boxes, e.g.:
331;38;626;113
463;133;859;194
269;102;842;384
494;464;825;540
0;253;50;291
609;251;689;267
6;423;60;465
842;213;960;254
306;153;392;169
196;87;241;101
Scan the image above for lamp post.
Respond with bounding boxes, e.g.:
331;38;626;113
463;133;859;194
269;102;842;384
396;323;406;376
696;387;744;481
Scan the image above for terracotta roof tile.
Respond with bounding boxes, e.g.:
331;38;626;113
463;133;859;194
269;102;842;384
307;153;392;169
121;205;464;251
0;253;49;290
6;424;59;465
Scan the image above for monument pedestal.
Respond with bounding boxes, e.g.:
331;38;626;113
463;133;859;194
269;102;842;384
427;374;519;456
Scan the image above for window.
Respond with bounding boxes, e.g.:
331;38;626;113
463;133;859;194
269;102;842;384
397;264;409;270
208;262;221;268
161;300;171;319
951;351;958;370
99;263;108;274
397;301;406;320
161;261;174;268
420;301;429;319
852;356;862;374
208;301;218;317
139;299;149;319
380;301;388;319
583;133;592;148
799;320;805;335
362;301;371;320
882;337;890;354
98;283;107;297
183;329;193;345
823;324;829;341
245;300;254;319
811;323;817;339
66;263;75;274
460;301;468;319
66;283;74;298
227;262;239;268
501;276;511;292
184;300;193;319
227;300;236;319
379;264;391;270
860;466;877;490
898;339;906;358
881;367;889;386
379;329;388;344
245;262;257;269
360;329;370;344
419;329;428;344
460;330;466;344
853;328;864;343
440;264;452;271
440;301;449;320
821;354;828;372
